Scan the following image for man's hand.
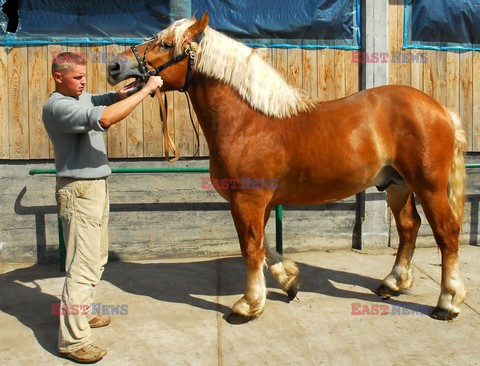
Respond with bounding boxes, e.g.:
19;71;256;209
117;76;163;99
143;76;164;94
101;76;164;128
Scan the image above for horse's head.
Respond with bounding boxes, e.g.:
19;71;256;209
107;12;209;92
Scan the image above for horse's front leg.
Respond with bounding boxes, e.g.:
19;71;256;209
227;195;268;324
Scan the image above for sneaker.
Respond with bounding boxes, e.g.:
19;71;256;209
88;315;111;328
61;344;107;363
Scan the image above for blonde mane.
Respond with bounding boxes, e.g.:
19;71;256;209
159;19;317;119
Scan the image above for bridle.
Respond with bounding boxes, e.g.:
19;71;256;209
129;33;204;162
130;32;204;92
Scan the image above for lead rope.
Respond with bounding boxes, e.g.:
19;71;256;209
155;90;200;162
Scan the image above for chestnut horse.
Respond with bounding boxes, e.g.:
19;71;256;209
108;12;467;323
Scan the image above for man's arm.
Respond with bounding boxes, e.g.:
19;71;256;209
99;76;163;128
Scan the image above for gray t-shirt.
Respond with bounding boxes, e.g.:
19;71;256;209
42;91;120;179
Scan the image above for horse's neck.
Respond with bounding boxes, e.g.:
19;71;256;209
187;75;251;146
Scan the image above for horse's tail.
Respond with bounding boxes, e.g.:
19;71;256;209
446;109;467;224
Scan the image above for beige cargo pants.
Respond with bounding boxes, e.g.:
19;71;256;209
55;177;109;353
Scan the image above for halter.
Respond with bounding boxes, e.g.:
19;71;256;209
130;32;204;92
130;33;204;162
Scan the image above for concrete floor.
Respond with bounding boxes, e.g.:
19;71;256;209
0;246;479;365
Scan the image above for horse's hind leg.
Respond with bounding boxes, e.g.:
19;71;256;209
227;195;269;324
416;190;466;320
376;184;421;296
265;241;300;301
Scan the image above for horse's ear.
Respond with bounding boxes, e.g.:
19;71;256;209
187;11;209;38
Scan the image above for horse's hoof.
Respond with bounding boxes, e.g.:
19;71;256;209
431;307;458;321
226;312;254;325
375;284;400;298
287;280;300;301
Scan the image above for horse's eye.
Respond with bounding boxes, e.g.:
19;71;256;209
162;41;173;49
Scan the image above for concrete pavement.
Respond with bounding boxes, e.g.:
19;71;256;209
1;246;479;365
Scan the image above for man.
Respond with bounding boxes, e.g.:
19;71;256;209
42;52;163;363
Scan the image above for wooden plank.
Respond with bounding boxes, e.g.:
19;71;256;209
316;50;327;101
423;50;436;99
435;51;447;106
27;46;50;159
123;48;144;157
8;47;29;159
410;49;424;91
388;0;399;85
104;45;120;152
46;44;68;158
302;49;317;97
90;44;111;152
396;1;411;87
397;51;411;86
173;90;193;156
334;50;345;98
86;45;106;95
317;50;327;101
272;48;288;81
459;51;473;150
127;102;144;157
105;44;127;158
165;91;175;159
142;91;163;158
95;45;145;158
0;46;8;158
446;51;460;115
317;49;336;101
345;51;359;97
473;52;480;151
287;48;302;89
67;45;86;58
255;47;271;65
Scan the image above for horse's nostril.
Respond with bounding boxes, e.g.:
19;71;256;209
108;62;121;75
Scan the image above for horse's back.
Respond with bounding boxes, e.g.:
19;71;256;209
269;85;456;204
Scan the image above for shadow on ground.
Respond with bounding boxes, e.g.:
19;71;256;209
0;254;434;355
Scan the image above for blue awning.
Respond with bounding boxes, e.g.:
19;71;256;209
0;0;361;49
404;0;480;51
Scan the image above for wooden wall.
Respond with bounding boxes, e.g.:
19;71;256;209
1;1;478;159
389;0;480;151
0;45;358;160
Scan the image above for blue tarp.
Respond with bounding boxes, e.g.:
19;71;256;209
192;0;360;48
404;0;480;51
0;0;360;49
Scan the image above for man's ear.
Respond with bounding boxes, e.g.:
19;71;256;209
53;71;63;84
186;11;209;40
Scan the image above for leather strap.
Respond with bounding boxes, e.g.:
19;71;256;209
156;90;180;163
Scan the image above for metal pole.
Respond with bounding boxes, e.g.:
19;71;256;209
58;215;66;272
30;167;286;267
29;167;210;175
275;205;283;255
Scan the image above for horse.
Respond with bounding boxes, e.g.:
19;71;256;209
107;12;467;324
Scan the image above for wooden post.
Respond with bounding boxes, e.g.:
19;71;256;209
357;0;390;249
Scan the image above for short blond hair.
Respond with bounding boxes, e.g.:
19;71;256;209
52;52;87;75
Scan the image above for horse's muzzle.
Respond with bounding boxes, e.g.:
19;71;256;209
107;62;122;85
